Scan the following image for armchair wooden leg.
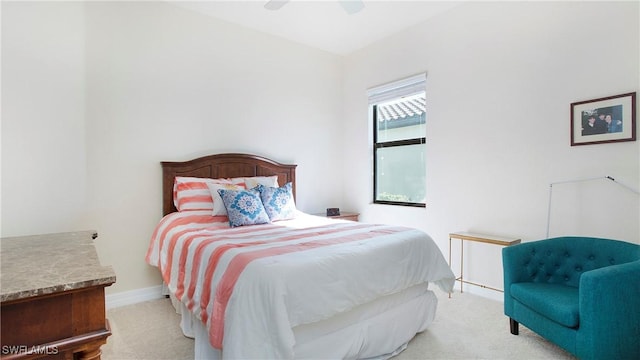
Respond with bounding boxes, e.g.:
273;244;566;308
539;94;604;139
509;318;519;335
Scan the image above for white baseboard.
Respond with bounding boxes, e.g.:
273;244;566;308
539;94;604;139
106;285;165;310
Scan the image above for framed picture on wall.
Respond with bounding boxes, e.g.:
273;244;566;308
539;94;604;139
570;92;636;146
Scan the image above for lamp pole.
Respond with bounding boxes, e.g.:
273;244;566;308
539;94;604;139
546;176;639;238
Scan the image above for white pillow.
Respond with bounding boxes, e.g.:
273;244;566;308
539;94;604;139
207;182;246;216
233;176;279;189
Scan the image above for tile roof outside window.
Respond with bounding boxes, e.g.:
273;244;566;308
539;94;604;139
377;93;425;122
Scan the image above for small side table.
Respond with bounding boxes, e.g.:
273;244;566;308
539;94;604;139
448;231;521;298
314;212;359;221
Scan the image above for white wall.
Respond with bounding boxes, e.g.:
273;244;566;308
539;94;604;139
342;1;640;295
2;1;344;294
1;1;87;234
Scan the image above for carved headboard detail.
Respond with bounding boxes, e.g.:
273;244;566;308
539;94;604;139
161;153;297;216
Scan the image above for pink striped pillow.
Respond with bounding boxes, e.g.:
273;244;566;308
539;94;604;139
173;177;235;211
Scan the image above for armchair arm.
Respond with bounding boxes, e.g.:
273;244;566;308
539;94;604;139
502;241;539;316
577;260;640;360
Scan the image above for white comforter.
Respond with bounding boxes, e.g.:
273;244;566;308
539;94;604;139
146;211;455;359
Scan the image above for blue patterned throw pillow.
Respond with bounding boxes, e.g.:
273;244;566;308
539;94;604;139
217;188;270;227
256;182;296;221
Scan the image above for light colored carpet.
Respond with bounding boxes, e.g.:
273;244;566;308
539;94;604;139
102;290;575;359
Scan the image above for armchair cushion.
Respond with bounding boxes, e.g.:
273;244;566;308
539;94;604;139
511;283;579;327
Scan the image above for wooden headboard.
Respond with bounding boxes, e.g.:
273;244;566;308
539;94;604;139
161;153;297;216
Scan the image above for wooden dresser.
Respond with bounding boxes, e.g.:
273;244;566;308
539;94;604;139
0;231;116;360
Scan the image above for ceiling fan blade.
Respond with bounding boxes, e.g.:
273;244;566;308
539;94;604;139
264;0;289;11
339;0;364;15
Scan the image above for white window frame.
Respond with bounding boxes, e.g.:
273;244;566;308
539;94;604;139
368;73;426;207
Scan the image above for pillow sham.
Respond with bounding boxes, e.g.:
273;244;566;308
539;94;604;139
173;176;234;211
206;182;246;216
232;175;279;189
256;182;297;221
217;188;270;227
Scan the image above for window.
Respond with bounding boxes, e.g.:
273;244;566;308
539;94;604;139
369;74;426;207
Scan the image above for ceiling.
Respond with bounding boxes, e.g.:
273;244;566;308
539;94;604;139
168;1;462;55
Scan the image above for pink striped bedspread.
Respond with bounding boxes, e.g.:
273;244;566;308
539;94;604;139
146;210;455;359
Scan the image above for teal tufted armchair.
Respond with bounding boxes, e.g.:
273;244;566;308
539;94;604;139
502;237;640;360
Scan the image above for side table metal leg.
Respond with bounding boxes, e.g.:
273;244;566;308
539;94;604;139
448;237;452;298
460;239;464;294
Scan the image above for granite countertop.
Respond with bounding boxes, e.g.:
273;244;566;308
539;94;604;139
0;230;116;303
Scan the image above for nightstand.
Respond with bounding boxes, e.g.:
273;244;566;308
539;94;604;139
315;212;359;221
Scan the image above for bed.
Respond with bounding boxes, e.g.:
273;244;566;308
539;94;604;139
146;153;455;359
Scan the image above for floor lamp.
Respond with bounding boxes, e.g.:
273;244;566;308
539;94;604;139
546;175;640;238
